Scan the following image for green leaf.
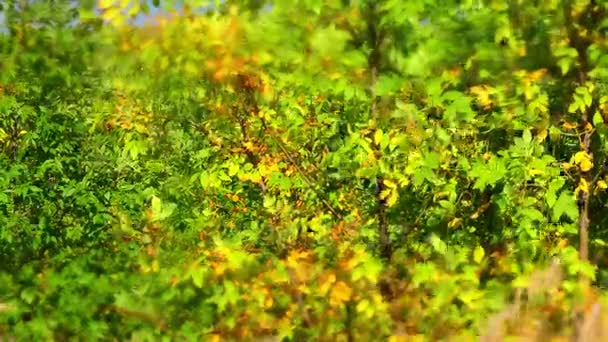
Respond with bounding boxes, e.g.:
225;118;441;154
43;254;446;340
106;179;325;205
546;177;566;208
594;112;604;126
520;208;544;222
191;268;205;288
412;262;438;286
558;58;572;75
469;157;507;190
228;163;239;177
151;195;162;215
522;129;532;144
552;191;578;221
429;234;447;255
352;256;383;282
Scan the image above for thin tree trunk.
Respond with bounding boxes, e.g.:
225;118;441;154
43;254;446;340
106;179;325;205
364;1;391;259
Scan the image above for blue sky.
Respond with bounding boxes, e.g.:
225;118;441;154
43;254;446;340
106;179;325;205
0;1;192;32
0;1;227;33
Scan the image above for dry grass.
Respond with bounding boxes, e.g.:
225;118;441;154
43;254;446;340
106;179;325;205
480;260;607;342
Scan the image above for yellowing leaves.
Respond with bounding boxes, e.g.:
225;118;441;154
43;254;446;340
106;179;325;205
516;69;548;99
318;272;337;296
248;286;275;310
107;96;153;134
573;151;593;172
374;129;384;146
522;68;548;84
140;259;160;274
389;335;425;342
473;245;485;264
101;8;125;25
380;179;399;207
286;250;313;283
470;201;490;220
97;0;117;10
535;129;548;142
0;128;8;143
329;281;352;307
355;299;375;318
528;168;545;176
562;121;578;130
576;178;589;195
97;0;136;26
238;169;262;183
209;334;222;342
448;217;462;229
579;159;593;172
469;85;495;110
384;179;397;189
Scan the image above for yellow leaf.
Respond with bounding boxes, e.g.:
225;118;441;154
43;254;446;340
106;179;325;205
580;158;593;172
574;151;587;164
319;272;336;296
525;69;547;83
574;151;593;172
470;202;490;220
389;335;424;342
127;2;140;16
576;178;589;194
356;299;373;317
249;171;262;183
329;72;342;80
473;245;485;264
518;46;527;56
387;191;398;207
286;250;311;268
562;121;577;130
379;189;391;200
448;217;462;228
374;129;383;146
97;0;116;10
330;281;352;307
101;7;122;22
529;168;544;176
585;81;595;94
434;191;450;200
469;85;494;109
536;129;548;142
383;179;397;189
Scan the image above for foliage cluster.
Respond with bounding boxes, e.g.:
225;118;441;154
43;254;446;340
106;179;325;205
3;0;608;340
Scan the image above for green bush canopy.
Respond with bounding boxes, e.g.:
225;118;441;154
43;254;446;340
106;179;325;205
2;0;608;340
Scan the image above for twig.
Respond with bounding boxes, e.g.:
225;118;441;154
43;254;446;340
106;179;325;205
274;138;342;220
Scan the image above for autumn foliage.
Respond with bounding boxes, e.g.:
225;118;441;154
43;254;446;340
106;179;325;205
3;0;608;341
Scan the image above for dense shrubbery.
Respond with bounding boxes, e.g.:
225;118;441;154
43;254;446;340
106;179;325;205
2;0;608;340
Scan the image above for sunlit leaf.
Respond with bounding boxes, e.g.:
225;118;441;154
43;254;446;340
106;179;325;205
473;246;485;264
